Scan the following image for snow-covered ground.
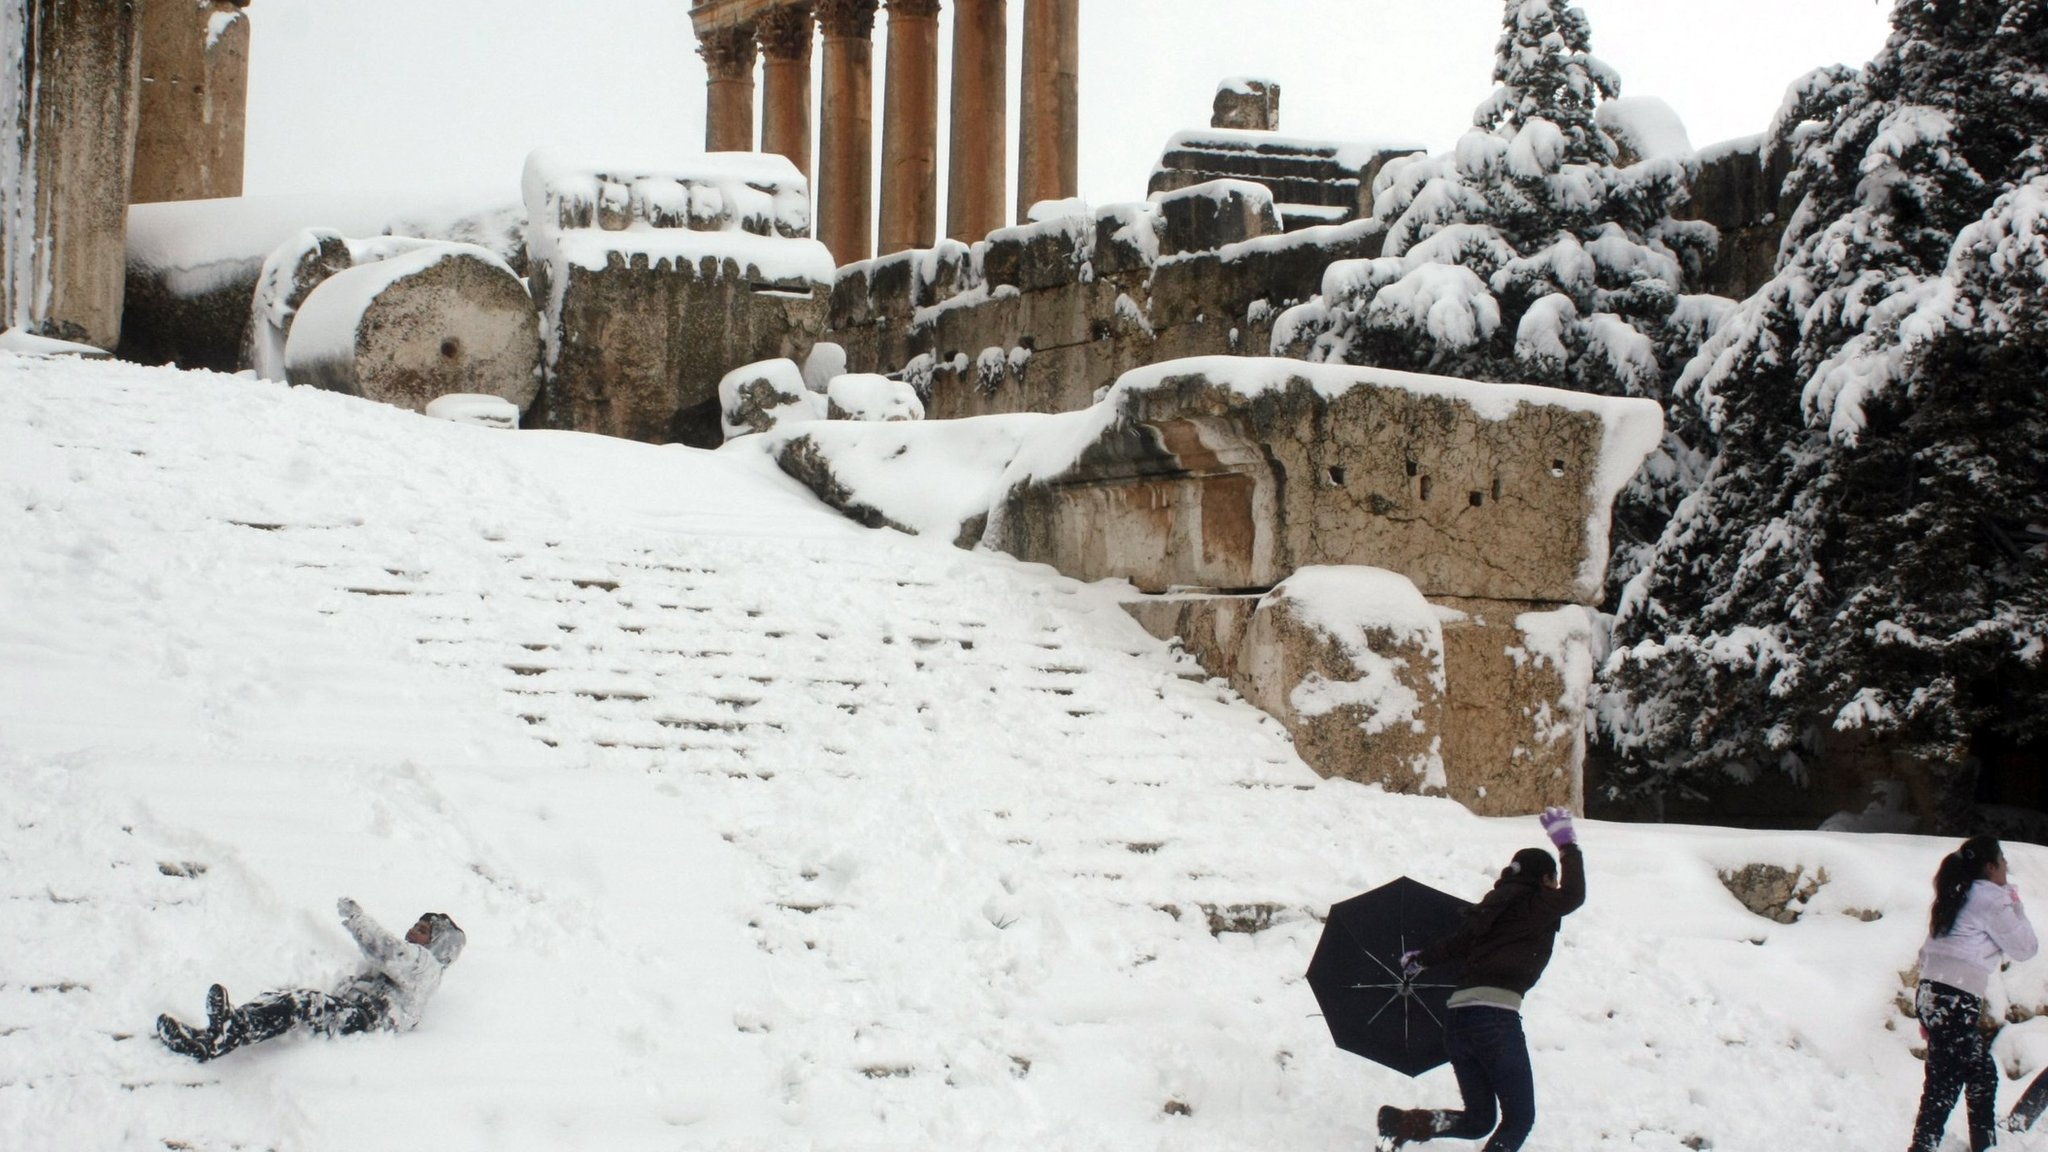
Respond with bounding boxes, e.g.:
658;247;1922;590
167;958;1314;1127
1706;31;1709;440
3;352;2045;1152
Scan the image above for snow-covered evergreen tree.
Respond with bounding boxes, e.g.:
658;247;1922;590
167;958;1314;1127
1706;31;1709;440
1272;0;1726;591
1601;0;2048;821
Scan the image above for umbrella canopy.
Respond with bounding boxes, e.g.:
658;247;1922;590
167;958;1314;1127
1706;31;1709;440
1306;874;1472;1077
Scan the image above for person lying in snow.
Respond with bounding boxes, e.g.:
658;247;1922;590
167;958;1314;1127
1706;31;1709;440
1375;807;1585;1152
155;898;464;1062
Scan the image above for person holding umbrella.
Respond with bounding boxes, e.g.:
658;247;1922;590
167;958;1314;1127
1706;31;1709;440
1375;806;1584;1152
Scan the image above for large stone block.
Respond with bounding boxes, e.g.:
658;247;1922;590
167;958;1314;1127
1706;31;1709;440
1212;78;1279;132
988;359;1663;604
1120;592;1259;680
2;0;144;348
1230;568;1447;795
1148;128;1420;231
524;150;833;446
1156;179;1281;257
1435;598;1590;816
132;0;247;204
284;244;540;415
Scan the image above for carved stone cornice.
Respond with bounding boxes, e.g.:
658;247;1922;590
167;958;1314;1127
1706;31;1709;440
815;0;878;38
886;0;941;18
756;4;815;61
697;23;759;80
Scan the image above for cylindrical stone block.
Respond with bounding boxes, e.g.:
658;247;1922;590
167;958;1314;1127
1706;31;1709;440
698;23;759;153
1017;0;1078;220
2;0;145;349
132;0;248;204
284;246;541;416
817;0;879;265
946;0;1005;242
878;0;940;255
758;4;816;180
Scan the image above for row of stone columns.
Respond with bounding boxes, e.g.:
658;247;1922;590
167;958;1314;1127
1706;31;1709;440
693;0;1078;266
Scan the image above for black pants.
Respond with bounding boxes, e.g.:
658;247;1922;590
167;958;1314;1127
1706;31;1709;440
216;983;384;1056
1429;1007;1537;1152
1911;980;1998;1152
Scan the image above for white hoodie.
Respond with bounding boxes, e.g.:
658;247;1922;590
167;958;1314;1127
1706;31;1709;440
1918;879;2040;999
338;899;445;1032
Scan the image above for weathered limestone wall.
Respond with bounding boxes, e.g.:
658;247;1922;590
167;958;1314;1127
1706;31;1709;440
524;152;832;448
991;364;1638;604
2;0;144;348
132;0;248;204
826;194;1391;422
1117;587;1590;816
1676;135;1794;301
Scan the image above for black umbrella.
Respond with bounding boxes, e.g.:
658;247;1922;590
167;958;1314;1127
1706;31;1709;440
1306;874;1472;1077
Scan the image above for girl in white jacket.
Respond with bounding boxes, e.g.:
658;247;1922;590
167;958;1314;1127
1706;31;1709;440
1909;836;2038;1152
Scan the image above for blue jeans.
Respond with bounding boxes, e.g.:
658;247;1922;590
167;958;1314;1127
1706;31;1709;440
1435;1006;1536;1152
1911;981;1997;1152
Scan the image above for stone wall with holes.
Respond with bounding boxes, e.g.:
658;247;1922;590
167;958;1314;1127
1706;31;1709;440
823;171;1407;420
973;361;1657;816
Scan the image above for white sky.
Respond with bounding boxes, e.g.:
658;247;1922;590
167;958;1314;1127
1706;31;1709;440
246;0;1895;222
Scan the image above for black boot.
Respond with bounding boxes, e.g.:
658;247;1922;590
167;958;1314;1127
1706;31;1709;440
1375;1105;1434;1152
205;984;230;1033
155;1013;215;1062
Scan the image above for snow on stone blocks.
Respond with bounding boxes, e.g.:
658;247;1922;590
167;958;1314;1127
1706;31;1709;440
1148;126;1421;231
1229;568;1448;798
826;374;924;423
988;357;1664;605
522;149;833;448
720;358;822;441
121;194;528;372
2;0;145;350
1212;77;1280;133
284;244;540;417
1155;179;1283;258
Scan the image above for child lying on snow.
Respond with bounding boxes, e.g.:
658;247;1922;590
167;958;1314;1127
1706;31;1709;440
156;898;464;1062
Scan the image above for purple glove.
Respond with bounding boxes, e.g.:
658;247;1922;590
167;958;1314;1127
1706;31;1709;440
1399;949;1424;978
1539;806;1576;848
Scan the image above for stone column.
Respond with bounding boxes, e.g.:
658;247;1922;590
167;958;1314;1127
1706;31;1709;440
816;0;878;265
1017;0;1077;219
2;0;145;348
1212;77;1279;132
698;22;758;153
757;4;815;180
877;0;939;255
946;0;1005;242
132;0;248;204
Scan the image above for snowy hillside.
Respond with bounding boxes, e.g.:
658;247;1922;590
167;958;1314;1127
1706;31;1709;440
2;352;2045;1152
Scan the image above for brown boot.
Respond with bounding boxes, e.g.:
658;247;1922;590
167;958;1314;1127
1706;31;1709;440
1375;1106;1436;1152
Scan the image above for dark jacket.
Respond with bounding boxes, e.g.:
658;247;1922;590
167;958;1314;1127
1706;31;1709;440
1418;843;1585;995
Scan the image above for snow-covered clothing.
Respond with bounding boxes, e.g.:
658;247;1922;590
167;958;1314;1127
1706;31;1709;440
1911;981;1999;1152
336;898;458;1032
1916;880;2038;999
155;900;464;1062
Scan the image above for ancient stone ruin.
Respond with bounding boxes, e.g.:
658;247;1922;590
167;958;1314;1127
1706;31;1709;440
765;358;1661;813
521;150;833;447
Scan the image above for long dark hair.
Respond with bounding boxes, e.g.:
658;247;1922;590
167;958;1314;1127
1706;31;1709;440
1930;836;2004;938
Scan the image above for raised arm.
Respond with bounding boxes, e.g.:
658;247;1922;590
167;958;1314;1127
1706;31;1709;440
336;897;409;967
